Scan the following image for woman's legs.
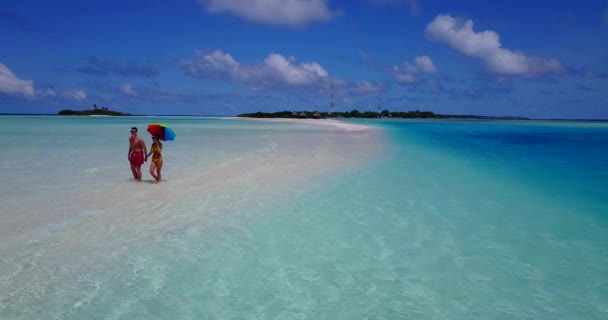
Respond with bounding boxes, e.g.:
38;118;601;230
150;162;159;181
155;161;163;182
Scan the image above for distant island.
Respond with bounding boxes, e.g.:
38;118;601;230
237;110;529;120
58;104;130;116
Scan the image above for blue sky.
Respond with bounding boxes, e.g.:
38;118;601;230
1;0;607;118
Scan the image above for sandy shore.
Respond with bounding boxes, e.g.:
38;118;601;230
228;117;373;131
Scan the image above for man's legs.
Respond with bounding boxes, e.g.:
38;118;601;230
130;152;144;181
130;164;138;180
135;165;143;181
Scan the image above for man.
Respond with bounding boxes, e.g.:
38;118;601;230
128;127;148;181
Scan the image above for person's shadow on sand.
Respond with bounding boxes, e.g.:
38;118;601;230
127;178;163;184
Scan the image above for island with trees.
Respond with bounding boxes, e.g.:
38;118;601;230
58;104;130;116
237;110;528;120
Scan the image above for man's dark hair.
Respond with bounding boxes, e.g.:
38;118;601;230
131;127;138;132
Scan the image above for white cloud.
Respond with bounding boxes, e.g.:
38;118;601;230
426;15;564;76
198;0;337;26
391;55;437;83
1;63;92;102
349;81;379;95
120;84;137;96
62;89;87;100
35;88;56;97
182;50;382;99
262;54;328;85
414;56;437;73
0;63;34;97
394;71;417;83
181;50;239;81
181;50;329;90
332;79;380;96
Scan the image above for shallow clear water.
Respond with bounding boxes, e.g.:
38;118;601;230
1;116;606;319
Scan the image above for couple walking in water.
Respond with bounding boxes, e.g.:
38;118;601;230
128;127;163;182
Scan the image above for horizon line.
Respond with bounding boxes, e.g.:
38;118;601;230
1;113;607;121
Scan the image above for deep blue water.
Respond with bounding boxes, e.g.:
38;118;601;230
375;119;608;213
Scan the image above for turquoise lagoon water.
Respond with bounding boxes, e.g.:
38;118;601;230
0;116;607;319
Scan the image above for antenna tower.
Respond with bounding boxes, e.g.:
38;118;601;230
377;89;383;117
329;81;335;117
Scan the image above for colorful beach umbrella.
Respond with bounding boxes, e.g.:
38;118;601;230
147;123;176;141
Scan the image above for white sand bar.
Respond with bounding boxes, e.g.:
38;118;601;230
230;117;373;131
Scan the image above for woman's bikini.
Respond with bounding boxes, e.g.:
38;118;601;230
150;142;162;163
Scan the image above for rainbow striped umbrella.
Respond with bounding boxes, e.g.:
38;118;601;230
146;123;176;141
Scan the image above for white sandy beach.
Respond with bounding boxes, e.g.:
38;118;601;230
228;117;373;132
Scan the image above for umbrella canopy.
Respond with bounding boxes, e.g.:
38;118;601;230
147;123;176;141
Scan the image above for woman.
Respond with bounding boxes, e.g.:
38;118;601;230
146;135;163;182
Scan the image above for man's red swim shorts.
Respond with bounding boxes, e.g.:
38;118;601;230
130;151;144;166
